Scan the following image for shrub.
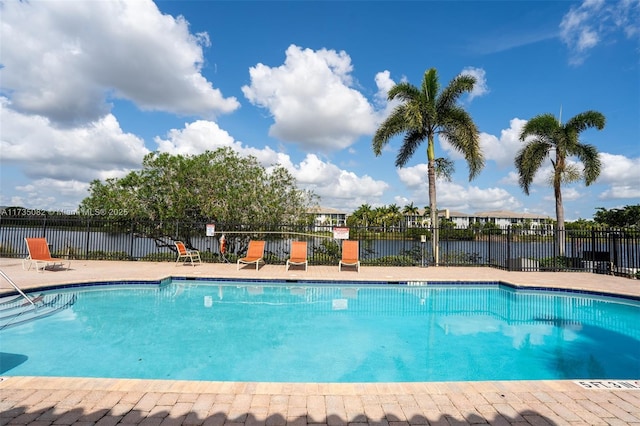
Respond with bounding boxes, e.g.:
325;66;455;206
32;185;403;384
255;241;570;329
363;255;417;266
0;243;16;256
87;250;131;260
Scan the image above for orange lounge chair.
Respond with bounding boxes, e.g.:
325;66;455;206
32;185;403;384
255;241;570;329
339;240;360;272
23;237;70;272
175;241;202;266
286;241;308;271
237;240;265;270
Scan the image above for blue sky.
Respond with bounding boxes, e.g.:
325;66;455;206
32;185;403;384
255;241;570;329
1;0;638;220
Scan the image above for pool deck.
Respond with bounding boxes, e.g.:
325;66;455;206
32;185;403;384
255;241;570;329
1;258;639;425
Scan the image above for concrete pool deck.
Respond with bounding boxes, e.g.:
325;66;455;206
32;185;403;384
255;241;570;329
1;258;639;425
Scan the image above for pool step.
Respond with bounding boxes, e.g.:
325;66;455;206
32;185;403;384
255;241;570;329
0;293;76;330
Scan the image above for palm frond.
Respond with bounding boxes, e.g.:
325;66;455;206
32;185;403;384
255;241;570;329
520;114;560;142
421;68;439;104
434;157;455;181
439;107;484;179
388;82;420;103
372;105;410;155
565;110;606;133
437;74;475;111
575;143;602;185
515;140;551;195
396;130;427;167
547;164;581;186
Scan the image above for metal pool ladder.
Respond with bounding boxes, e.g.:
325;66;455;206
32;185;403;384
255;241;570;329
0;269;37;308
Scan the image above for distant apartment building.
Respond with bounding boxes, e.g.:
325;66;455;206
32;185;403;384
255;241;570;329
307;206;348;230
311;206;552;231
468;210;553;229
402;208;552;230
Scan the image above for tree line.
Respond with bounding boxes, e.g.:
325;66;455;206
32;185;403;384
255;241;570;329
343;203;640;230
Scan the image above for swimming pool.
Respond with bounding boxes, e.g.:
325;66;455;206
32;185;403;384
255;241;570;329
1;279;638;382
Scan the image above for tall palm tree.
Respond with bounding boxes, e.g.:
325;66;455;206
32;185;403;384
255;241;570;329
516;110;605;256
348;203;373;227
402;202;420;215
403;202;420;228
373;68;484;264
386;204;403;229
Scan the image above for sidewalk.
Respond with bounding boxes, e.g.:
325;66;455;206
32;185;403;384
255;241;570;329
1;259;639;425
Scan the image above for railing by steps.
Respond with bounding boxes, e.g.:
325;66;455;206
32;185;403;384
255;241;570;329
0;292;76;330
0;269;36;308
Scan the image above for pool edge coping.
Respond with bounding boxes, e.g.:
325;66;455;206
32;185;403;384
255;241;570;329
3;275;639;303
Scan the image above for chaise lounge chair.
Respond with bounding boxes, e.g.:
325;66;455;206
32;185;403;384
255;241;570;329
286;241;308;271
339;240;360;272
175;241;202;266
237;240;265;270
23;237;71;272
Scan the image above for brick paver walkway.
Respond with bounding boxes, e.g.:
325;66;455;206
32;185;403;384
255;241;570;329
2;377;640;425
1;259;639;425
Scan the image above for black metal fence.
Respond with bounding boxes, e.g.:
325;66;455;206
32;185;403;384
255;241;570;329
1;216;638;278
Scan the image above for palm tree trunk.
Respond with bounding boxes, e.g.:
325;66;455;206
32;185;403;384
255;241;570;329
555;182;566;257
427;139;438;265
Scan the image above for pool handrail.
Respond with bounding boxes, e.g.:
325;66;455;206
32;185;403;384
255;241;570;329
0;269;37;308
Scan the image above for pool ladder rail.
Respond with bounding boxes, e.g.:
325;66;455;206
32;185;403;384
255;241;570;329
0;269;77;330
0;269;36;308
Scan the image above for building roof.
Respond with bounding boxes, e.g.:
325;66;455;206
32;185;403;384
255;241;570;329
472;210;552;220
307;206;348;215
403;209;470;218
443;210;470;218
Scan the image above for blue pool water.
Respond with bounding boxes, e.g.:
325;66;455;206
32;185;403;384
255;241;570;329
1;279;639;382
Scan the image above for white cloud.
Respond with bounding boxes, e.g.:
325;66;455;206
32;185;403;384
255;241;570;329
460;67;489;102
372;70;402;122
291;154;339;186
599;185;640;199
597;153;640;199
0;98;148;182
373;71;396;107
0;0;239;126
499;171;521;186
288;154;389;210
437;181;522;213
154;119;294;169
12;179;90;212
477;118;527;168
544;187;581;202
598;153;640;184
241;44;378;152
440;117;526;170
397;164;428;189
560;0;640;65
0;97;149;209
155;120;239;156
396;163;522;212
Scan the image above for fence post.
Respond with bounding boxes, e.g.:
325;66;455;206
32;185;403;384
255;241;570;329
611;230;619;272
41;215;47;238
129;220;135;260
487;228;491;267
85;217;91;260
506;226;512;271
552;226;557;271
